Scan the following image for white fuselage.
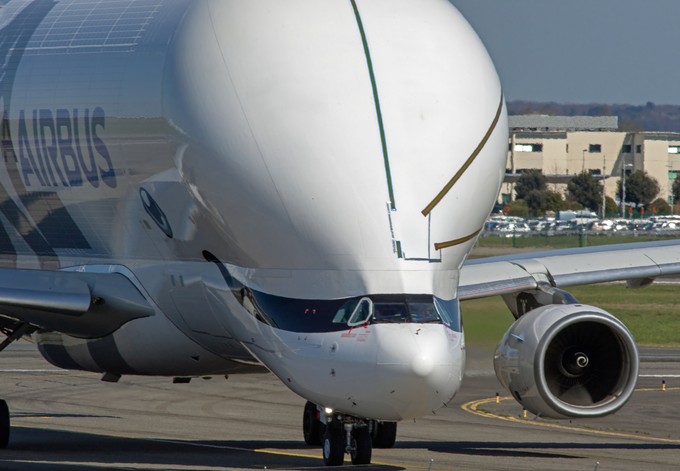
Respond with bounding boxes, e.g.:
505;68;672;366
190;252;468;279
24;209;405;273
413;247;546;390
0;0;507;421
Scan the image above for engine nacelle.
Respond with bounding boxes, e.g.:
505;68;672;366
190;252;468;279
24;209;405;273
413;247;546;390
494;304;639;419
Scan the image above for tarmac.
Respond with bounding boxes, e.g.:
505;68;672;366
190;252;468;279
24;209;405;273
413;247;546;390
0;340;678;471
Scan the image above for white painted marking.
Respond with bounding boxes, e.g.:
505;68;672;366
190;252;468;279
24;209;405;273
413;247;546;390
640;374;680;378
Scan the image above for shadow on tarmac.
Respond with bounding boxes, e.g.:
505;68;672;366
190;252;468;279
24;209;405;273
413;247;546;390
2;427;403;470
398;440;680;460
4;427;679;470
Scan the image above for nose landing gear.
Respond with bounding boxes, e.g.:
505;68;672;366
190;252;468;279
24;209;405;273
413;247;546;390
303;401;398;466
322;417;372;466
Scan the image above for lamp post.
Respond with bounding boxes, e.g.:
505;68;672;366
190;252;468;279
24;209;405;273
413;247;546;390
601;155;606;219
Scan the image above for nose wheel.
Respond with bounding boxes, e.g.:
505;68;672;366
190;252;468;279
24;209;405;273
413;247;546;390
371;420;397;448
349;426;372;465
322;423;345;466
303;401;325;445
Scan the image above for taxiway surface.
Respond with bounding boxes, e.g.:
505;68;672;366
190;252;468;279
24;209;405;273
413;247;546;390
0;341;678;470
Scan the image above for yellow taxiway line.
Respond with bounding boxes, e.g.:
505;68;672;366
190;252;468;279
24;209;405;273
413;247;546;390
461;386;680;445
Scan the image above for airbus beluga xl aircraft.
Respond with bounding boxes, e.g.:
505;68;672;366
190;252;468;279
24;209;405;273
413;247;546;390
0;0;678;466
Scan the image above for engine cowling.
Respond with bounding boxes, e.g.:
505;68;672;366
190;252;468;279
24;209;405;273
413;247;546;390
494;303;639;419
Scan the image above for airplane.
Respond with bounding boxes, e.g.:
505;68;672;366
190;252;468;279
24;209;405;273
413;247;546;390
0;0;679;467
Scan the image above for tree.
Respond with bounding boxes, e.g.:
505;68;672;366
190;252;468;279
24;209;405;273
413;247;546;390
616;170;659;207
524;189;545;216
506;200;529;219
520;189;566;216
650;198;671;215
567;172;603;212
604;196;618;216
514;170;546;201
543;190;567;212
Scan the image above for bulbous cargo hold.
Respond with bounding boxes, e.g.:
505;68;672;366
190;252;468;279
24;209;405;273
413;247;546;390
494;304;639;419
162;0;508;287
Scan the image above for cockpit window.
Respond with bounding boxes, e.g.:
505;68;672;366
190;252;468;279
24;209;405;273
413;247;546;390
434;297;462;332
332;299;359;324
372;295;442;324
347;297;373;326
373;302;408;323
238;289;457;333
409;301;439;323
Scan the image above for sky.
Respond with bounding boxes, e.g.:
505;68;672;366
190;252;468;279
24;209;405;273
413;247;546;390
449;0;680;106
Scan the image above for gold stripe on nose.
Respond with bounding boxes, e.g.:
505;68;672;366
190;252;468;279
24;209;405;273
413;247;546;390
433;227;482;251
422;93;504;217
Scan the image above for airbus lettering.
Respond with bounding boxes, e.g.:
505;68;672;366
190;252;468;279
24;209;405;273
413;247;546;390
16;106;116;189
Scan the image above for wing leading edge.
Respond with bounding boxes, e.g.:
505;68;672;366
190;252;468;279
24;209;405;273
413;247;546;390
460;239;680;300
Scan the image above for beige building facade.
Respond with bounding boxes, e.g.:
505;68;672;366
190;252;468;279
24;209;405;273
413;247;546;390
503;115;680;210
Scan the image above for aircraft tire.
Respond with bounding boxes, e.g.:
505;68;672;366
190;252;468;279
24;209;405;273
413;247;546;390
350;427;372;465
372;421;397;448
322;424;344;466
302;401;324;446
0;400;9;448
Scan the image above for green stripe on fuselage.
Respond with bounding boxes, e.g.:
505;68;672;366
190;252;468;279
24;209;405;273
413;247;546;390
349;0;396;211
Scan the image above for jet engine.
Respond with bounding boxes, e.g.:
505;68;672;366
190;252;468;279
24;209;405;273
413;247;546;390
494;304;639;419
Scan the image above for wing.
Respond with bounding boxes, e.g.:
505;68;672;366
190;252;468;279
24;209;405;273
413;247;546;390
460;239;680;420
460;239;680;300
0;268;154;340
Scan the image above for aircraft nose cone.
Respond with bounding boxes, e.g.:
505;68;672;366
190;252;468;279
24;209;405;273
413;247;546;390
275;323;463;422
372;324;463;419
411;353;434;377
